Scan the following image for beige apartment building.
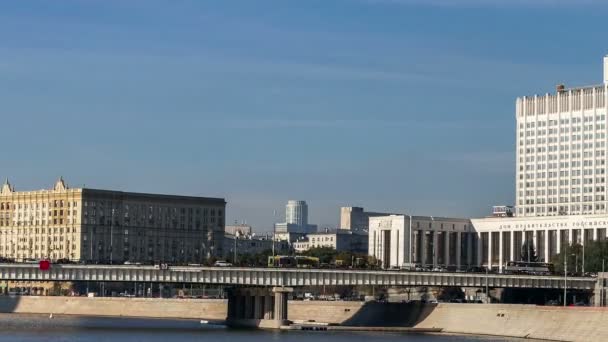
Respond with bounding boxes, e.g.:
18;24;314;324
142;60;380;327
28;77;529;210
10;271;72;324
0;178;226;263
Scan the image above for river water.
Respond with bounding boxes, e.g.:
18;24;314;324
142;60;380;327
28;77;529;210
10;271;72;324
0;314;521;342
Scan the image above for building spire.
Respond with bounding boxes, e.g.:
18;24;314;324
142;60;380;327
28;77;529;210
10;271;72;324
1;178;13;195
53;176;68;191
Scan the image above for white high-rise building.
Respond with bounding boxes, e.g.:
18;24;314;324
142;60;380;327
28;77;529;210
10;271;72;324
471;56;608;272
274;200;317;237
516;56;608;217
286;200;308;226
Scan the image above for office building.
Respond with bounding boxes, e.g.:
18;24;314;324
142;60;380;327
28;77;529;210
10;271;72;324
471;56;608;272
286;200;308;226
274;200;317;234
516;56;608;217
0;178;226;263
368;214;474;269
292;229;368;254
339;206;395;233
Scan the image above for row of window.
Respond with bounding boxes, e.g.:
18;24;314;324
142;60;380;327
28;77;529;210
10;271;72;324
522;150;607;162
0;218;73;227
0;201;78;210
522;187;607;196
519;169;606;181
0;227;77;234
521;116;608;129
520;142;605;154
522;161;607;171
521;123;607;137
521;195;607;204
520;203;606;215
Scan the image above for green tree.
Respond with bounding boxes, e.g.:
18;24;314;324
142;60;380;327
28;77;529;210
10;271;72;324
552;241;608;274
521;239;539;262
300;247;338;264
236;249;275;267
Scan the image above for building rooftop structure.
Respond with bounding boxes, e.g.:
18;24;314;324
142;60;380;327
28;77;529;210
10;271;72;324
339;206;397;233
225;224;253;236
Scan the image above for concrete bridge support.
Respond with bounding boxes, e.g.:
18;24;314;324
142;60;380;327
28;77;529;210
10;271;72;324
226;286;293;328
593;273;608;307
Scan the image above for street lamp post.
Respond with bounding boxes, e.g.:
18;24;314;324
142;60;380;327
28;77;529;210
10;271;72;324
485;266;490;304
582;240;585;275
110;208;115;264
525;229;530;264
270;210;277;257
563;253;567;307
233;235;237;264
602;259;606;307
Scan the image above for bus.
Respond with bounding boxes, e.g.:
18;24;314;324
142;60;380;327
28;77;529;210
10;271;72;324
268;256;320;268
503;261;554;275
295;256;320;268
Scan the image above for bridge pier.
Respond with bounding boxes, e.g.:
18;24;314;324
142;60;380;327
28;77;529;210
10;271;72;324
226;286;293;328
593;273;607;307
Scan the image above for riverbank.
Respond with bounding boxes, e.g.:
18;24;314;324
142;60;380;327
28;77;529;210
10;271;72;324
1;296;608;341
0;313;515;342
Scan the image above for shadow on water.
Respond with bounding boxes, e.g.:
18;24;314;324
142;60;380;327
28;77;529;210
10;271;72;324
0;294;20;313
342;302;436;327
0;311;225;333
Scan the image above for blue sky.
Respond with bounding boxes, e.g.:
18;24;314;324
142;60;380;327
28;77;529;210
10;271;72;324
2;0;608;231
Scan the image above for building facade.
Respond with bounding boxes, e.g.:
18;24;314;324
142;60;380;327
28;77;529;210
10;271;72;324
516;57;608;217
292;229;368;254
339;207;395;233
471;214;608;272
223;233;288;260
471;56;608;272
368;215;474;269
225;224;252;236
0;178;226;263
286;200;308;226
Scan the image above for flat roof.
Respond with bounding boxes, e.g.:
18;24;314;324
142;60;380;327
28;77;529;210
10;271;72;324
82;188;226;204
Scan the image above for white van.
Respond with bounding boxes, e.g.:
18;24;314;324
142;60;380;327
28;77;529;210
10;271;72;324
214;261;233;267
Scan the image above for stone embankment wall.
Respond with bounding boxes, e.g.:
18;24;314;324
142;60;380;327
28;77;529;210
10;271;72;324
2;297;608;342
0;296;366;322
289;301;364;323
416;303;608;342
0;296;227;320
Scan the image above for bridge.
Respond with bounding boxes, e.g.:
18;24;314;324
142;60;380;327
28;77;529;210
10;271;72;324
0;263;600;328
0;263;596;289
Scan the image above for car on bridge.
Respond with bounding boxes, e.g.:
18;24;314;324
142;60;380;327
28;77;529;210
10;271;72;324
213;260;233;267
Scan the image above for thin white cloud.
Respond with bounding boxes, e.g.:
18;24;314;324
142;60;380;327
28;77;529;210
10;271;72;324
361;0;607;7
207;118;494;130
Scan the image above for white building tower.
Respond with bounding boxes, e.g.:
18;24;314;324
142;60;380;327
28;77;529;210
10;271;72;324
516;56;608;217
286;200;308;226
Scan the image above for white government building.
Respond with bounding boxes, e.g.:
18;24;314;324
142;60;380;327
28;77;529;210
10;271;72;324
369;56;608;272
368;215;473;269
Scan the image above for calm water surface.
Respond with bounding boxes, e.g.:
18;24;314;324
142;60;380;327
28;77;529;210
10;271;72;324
0;314;522;342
